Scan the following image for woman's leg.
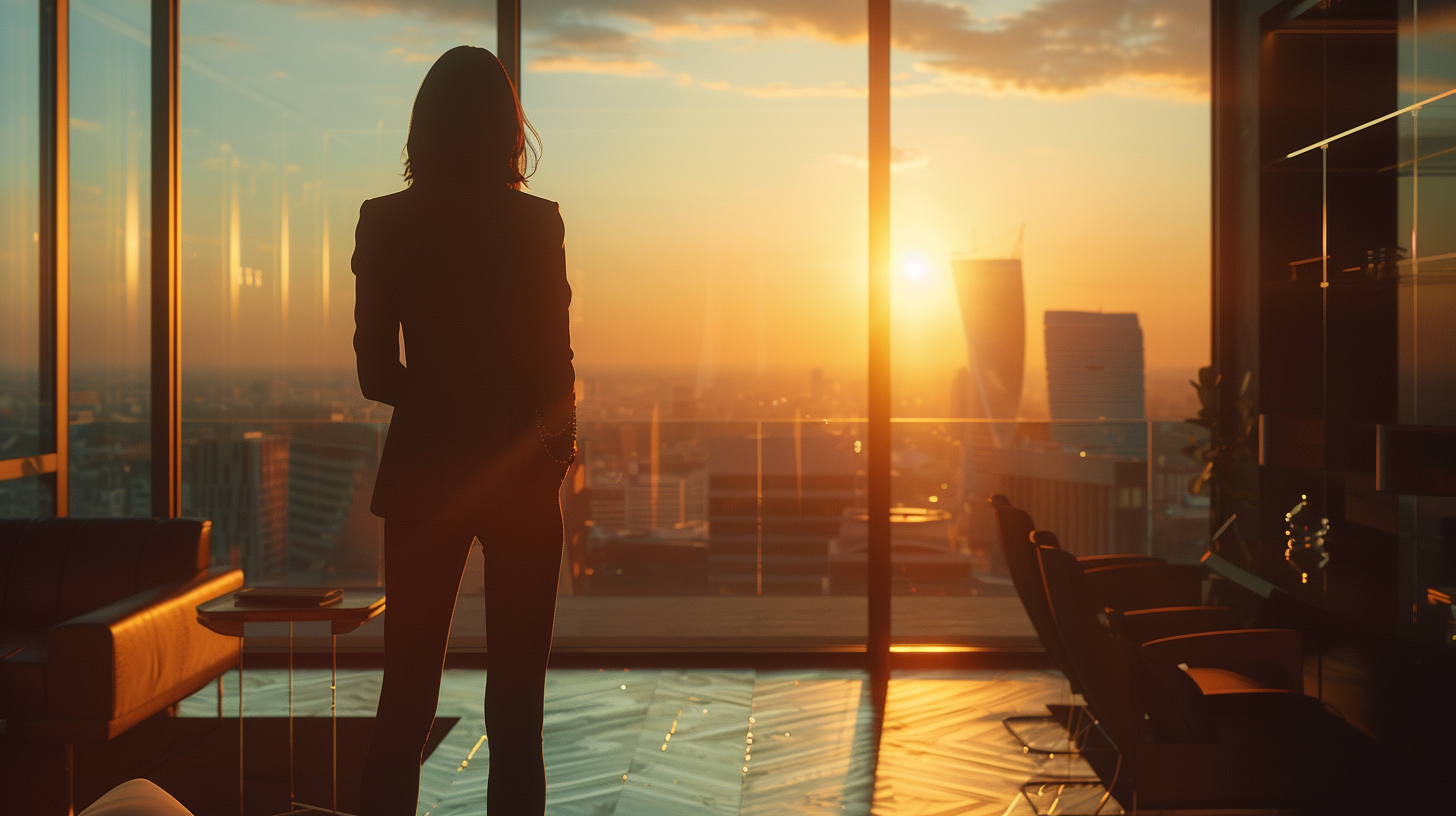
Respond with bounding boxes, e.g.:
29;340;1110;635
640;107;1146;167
360;515;475;816
478;460;565;815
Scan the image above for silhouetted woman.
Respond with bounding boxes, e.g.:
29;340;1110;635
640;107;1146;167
354;46;575;816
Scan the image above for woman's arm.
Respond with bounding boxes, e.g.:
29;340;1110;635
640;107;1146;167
352;199;408;407
526;203;575;426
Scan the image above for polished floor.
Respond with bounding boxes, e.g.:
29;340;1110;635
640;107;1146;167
178;668;1117;815
231;596;1038;652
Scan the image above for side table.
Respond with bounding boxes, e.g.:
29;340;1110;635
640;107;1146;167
197;589;386;816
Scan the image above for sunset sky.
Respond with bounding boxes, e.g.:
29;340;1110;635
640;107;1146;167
11;0;1211;414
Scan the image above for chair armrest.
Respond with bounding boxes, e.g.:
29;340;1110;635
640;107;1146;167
1079;562;1204;612
1141;629;1304;693
1118;606;1241;644
46;566;244;722
1076;554;1163;568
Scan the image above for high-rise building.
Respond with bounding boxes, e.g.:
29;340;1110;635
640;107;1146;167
952;257;1025;423
1044;310;1146;458
952;256;1027;558
707;431;860;594
184;430;288;582
286;423;382;582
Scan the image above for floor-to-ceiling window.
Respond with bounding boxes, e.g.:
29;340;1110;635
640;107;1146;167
1;0;1221;654
518;1;869;648
887;0;1213;644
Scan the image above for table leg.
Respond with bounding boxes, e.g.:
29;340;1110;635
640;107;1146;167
331;632;338;815
289;620;295;810
239;633;245;816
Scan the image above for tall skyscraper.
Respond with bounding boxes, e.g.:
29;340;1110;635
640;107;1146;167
952;255;1026;557
1044;310;1146;458
952;257;1025;423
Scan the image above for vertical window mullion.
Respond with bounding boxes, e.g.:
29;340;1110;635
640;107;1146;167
151;0;181;518
39;0;69;516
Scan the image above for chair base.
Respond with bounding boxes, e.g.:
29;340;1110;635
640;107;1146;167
1004;703;1090;756
1020;778;1122;816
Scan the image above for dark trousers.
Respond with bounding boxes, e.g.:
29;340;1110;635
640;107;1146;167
360;458;565;816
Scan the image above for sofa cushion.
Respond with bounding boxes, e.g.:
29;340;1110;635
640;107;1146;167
0;519;38;619
0;518;211;633
0;637;47;719
56;519;158;623
135;519;211;590
1;521;68;631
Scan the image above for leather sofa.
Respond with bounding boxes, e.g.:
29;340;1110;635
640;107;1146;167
0;517;242;743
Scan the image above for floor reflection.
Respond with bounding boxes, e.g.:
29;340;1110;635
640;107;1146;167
177;668;1105;814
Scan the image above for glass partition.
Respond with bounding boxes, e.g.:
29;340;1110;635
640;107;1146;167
0;1;44;472
68;0;152;516
1257;0;1456;635
887;2;1213;643
1398;0;1456;640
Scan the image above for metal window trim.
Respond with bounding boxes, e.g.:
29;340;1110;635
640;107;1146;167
39;0;69;516
151;0;181;518
497;0;520;93
867;0;892;703
0;454;60;483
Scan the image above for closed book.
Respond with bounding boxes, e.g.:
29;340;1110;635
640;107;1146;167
234;587;344;607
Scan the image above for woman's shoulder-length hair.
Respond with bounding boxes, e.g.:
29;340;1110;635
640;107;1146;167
404;45;540;190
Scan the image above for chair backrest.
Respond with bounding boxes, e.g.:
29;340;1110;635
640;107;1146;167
989;496;1084;690
1037;542;1144;750
0;517;211;632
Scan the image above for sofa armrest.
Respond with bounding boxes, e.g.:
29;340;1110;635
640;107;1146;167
1118;606;1241;644
1141;629;1304;693
45;566;243;723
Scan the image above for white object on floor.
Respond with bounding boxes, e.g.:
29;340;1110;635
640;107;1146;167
77;779;194;816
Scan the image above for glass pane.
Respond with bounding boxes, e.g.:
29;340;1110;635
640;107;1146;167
1;2;44;464
68;0;151;516
890;1;1212;643
1399;0;1456;644
0;473;57;518
522;1;867;647
1400;4;1456;424
180;1;493;584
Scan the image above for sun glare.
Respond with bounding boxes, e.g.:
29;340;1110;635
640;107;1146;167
901;252;930;282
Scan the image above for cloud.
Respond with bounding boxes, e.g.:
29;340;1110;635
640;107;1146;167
837;146;929;172
287;0;1207;99
530;55;667;77
891;0;1208;99
182;34;250;51
741;81;865;99
387;46;441;63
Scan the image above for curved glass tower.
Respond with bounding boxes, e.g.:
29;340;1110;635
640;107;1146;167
952;257;1025;424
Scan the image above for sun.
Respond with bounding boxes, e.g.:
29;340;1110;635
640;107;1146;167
901;252;930;282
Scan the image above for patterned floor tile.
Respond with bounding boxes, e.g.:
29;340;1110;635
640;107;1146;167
176;666;1103;815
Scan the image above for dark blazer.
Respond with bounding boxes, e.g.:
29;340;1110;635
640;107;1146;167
352;186;575;519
